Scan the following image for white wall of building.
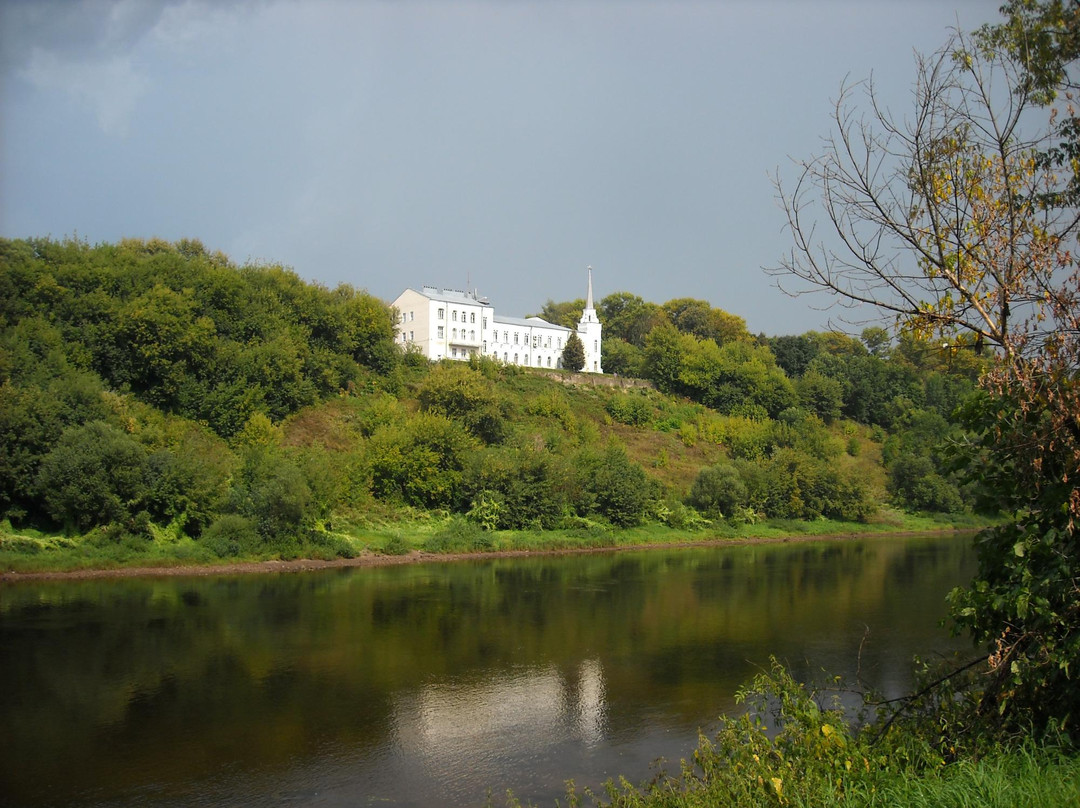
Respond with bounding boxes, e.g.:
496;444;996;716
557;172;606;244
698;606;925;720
392;272;603;372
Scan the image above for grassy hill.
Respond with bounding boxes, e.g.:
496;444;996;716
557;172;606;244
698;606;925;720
0;237;985;573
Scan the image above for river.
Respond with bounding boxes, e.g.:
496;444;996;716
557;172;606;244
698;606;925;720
0;534;976;807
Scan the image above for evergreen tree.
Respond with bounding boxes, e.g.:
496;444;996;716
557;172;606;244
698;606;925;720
561;332;585;371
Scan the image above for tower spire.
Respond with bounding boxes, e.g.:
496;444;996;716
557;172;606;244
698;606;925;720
585;265;594;310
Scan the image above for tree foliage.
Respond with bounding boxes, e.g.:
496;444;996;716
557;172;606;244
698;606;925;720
598;292;667;346
417;362;506;444
36;421;150;533
776;5;1080;736
0;237;399;437
0;236;985;568
662;298;749;345
536;298;584;329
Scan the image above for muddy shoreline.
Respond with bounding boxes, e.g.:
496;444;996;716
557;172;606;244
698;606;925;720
0;530;969;583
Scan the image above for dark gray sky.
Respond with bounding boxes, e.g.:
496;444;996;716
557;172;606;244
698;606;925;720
1;0;996;336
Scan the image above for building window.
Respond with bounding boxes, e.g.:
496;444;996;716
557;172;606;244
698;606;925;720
438;308;444;320
594;341;598;352
503;331;508;342
483;318;488;329
409;311;415;321
514;333;519;344
470;330;475;340
453;328;458;339
514;353;518;363
453;311;458;322
558;338;562;349
503;352;508;362
437;326;444;338
470;312;475;323
547;357;551;367
409;331;414;341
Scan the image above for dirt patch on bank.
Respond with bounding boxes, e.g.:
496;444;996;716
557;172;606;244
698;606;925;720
0;530;969;583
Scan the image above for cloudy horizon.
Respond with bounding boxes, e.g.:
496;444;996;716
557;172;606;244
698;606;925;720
2;0;996;335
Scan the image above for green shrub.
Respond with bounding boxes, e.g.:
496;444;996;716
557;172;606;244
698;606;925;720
737;448;875;522
201;514;259;558
418;362;506;443
578;445;653;527
381;534;410;555
688;463;748;518
402;344;428;367
605;394;653;426
366;412;474;510
36;421;149;532
890;455;965;513
231;450;314;544
423;516;492;552
459;448;568;530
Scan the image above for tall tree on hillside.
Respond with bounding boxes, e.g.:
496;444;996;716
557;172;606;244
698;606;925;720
598;292;668;346
561;332;585;371
774;13;1080;735
536;298;584;329
662;298;749;344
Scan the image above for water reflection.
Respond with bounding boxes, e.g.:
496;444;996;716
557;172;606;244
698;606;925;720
0;535;975;807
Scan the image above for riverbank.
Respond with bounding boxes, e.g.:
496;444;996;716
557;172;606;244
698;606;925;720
0;518;982;582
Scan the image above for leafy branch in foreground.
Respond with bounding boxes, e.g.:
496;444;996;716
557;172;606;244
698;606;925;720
773;7;1080;737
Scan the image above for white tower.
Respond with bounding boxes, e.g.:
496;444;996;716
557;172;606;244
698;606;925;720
577;266;603;373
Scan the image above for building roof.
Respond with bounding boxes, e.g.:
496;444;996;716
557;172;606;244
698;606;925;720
492;314;572;331
408;286;492;307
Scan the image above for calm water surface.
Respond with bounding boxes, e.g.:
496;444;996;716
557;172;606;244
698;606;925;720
0;535;975;807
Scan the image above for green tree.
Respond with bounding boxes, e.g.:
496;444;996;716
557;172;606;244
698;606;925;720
35;421;149;533
459;448;569;529
662;297;749;344
642;323;688;394
768;333;821;378
366;413;475;510
795;370;844;423
536;298;584;329
598;292;667;346
600;337;645;377
579;445;652;527
889;454;964;513
417;363;506;444
230;449;313;546
679;338;796;418
561;332;586;371
688;463;747;517
860;326;891;357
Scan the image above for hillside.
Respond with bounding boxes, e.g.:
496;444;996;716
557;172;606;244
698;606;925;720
0;237;985;571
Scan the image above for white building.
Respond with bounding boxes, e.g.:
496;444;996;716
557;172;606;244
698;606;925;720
392;267;603;373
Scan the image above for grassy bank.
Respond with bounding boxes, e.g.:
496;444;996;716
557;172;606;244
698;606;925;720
0;510;991;576
500;661;1080;808
523;735;1080;808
